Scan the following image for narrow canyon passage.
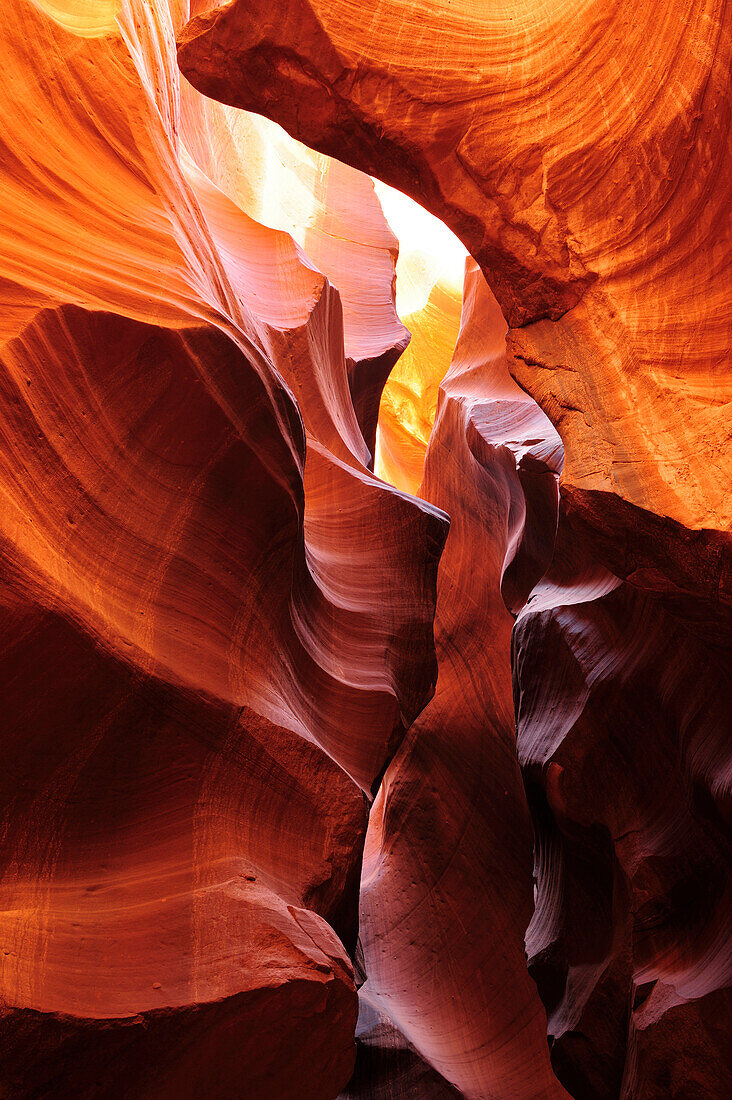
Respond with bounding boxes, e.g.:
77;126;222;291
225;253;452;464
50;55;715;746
0;2;730;1099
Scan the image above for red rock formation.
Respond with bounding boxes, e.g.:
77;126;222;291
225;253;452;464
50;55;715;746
352;263;567;1099
179;0;732;606
179;96;410;463
179;8;732;1094
2;0;730;1096
359;273;731;1100
516;509;732;1098
0;2;446;1095
0;566;360;1098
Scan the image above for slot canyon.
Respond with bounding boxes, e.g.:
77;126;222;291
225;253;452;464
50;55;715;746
1;0;730;1097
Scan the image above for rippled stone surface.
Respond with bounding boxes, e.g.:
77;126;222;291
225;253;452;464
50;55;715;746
0;3;446;1095
1;0;730;1096
179;2;731;1096
179;0;732;605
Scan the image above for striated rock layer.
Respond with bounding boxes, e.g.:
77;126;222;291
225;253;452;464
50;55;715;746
179;5;732;1095
356;272;731;1100
0;1;447;1096
357;262;568;1099
179;0;732;608
1;0;730;1096
516;511;732;1099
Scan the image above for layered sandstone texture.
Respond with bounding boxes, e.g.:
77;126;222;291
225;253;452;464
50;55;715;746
1;0;730;1098
1;1;447;1096
180;0;732;608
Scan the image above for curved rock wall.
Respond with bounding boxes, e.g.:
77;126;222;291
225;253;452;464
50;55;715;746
0;0;729;1096
0;2;446;1095
178;1;731;1095
179;0;732;605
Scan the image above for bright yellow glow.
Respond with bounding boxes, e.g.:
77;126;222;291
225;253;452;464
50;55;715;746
372;179;467;318
373;181;467;494
29;0;119;37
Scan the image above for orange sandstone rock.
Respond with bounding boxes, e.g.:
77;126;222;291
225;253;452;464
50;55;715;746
356;263;568;1099
1;0;730;1095
375;277;461;496
0;1;446;1094
178;0;732;605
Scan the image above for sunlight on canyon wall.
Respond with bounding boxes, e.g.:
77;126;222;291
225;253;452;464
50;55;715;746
373;183;467;495
0;1;730;1098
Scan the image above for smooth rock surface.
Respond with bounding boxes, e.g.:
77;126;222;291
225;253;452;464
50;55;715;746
0;2;446;1094
1;0;730;1096
179;0;732;604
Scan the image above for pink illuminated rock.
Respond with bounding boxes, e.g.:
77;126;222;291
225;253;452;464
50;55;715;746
179;0;732;605
0;2;446;1095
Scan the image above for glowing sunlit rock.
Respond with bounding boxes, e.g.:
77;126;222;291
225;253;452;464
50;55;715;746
1;0;730;1096
373;185;466;495
0;2;446;1095
179;0;732;604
